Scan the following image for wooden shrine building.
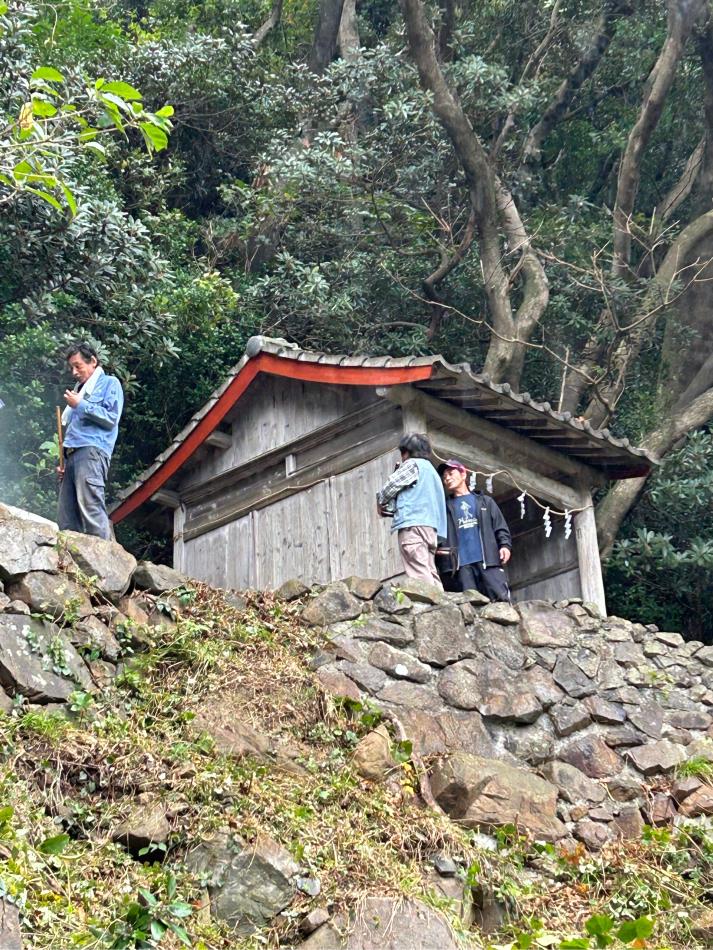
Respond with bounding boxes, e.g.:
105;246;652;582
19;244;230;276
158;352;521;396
111;337;655;613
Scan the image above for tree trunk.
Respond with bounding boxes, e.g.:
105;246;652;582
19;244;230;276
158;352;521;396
597;385;713;556
523;0;629;163
253;0;284;47
309;0;347;73
399;0;548;386
338;0;360;62
612;0;705;277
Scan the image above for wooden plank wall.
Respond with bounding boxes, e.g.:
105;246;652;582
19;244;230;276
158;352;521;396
500;495;581;602
328;453;402;581
182;450;403;589
181;376;380;489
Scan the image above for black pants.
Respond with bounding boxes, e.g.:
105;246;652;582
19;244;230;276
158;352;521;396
458;563;511;603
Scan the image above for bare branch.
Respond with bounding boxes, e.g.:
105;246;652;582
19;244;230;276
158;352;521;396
585;208;713;425
657;137;705;222
252;0;284;48
612;0;706;276
423;209;477;339
597;383;713;556
523;0;630;164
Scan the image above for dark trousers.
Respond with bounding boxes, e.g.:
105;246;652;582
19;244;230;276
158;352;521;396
58;446;111;540
458;562;511;603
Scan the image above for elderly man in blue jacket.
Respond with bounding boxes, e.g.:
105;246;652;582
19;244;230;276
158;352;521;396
58;342;124;540
377;433;447;589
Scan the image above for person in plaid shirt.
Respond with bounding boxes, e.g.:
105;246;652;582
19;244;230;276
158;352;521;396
377;433;447;589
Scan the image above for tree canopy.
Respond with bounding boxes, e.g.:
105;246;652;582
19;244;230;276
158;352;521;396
1;0;712;635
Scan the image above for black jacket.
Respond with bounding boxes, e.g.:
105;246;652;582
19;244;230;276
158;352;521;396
436;490;512;578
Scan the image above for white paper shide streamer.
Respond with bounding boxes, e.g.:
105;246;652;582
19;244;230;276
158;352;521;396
518;492;526;520
564;509;572;540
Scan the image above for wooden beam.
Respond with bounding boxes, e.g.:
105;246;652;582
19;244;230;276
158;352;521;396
181;400;396;505
151;489;181;508
510;558;579;592
398;387;429;434
379;385;602;489
183;422;401;541
430;431;582;510
205;430;232;450
574;485;607;616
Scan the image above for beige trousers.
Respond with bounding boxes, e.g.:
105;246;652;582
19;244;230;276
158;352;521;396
398;526;444;590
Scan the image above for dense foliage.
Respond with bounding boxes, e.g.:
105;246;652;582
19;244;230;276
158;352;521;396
607;429;713;639
1;0;712;634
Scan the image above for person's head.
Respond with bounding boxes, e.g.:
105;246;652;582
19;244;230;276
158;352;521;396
438;459;469;496
398;432;432;461
65;342;99;384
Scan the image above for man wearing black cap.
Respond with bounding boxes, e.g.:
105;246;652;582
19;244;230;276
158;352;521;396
436;459;512;602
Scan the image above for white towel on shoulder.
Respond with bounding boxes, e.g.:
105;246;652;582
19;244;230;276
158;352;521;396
61;366;104;426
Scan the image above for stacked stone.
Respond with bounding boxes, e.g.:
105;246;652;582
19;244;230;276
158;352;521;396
0;504;186;708
295;576;713;850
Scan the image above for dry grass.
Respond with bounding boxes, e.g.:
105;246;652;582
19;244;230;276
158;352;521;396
1;583;712;949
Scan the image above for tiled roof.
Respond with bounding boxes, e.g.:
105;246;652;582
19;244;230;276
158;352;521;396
111;337;656;522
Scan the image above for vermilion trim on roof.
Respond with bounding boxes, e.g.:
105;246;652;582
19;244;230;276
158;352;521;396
111;352;433;524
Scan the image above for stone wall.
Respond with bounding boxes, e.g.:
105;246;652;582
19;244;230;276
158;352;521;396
0;504;186;707
295;576;713;850
3;496;713;859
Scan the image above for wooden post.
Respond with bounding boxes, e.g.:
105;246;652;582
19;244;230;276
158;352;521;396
396;387;429;435
574;486;607;616
173;503;186;573
56;406;64;471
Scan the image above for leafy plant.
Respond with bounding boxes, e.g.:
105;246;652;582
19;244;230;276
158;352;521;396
676;754;713;783
96;871;193;948
68;688;94;723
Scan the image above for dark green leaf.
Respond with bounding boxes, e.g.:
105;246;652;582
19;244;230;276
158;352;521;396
31;66;64;83
100;81;143;100
38;833;70;854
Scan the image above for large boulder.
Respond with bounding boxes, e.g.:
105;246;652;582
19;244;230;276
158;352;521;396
300;897;459;950
70;616;121;662
132;560;187;594
0;897;21;950
480;602;520;625
368;642;431;683
5;572;92;622
342;577;382;600
540;761;606;804
0;614;93;702
625;740;687;775
186;832;298;933
517;601;579;648
559;736;624;779
438;658;543;723
351;617;414;647
301;583;362;627
0;511;58;580
315;667;361;701
61;531;136;598
111;799;170;856
392;578;446;605
352;725;397;781
552;654;596;699
430;752;566;840
396;708;496;759
414;605;475;666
